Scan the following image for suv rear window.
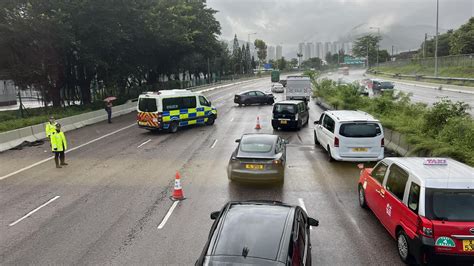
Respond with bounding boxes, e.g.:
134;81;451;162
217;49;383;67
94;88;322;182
339;123;381;138
138;98;157;112
425;189;474;222
273;104;296;114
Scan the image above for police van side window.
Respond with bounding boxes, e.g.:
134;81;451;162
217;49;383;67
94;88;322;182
407;182;420;213
323;115;335;133
163;97;196;111
199;96;210;106
371;162;388;184
385;164;409;201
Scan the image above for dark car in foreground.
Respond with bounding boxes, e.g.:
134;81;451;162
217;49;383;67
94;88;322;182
227;134;287;183
272;100;309;130
195;201;319;266
234;90;275;106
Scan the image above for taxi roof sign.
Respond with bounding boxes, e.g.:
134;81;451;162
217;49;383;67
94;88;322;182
423;158;448;165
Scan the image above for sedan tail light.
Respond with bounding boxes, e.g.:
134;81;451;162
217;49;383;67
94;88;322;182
381;138;385;147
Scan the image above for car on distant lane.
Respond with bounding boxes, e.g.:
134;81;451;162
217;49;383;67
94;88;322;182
271;83;284;93
234;90;275;106
196;201;319;265
227;134;287;183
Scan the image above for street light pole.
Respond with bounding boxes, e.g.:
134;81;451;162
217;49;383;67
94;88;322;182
370;27;380;67
366;39;369;69
434;0;439;77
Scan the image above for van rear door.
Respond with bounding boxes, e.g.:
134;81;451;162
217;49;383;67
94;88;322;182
337;122;383;158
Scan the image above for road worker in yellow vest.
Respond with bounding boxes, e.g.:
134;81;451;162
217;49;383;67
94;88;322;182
51;123;68;168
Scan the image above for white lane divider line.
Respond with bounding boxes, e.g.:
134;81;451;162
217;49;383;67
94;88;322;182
210;139;218;149
157;200;179;229
0;123;136;181
137;139;151;148
9;196;60;227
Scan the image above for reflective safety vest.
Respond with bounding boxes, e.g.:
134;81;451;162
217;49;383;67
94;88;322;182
45;122;57;138
51;131;67;152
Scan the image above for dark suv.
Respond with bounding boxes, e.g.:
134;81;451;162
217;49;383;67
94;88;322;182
196;201;319;265
272;100;309;130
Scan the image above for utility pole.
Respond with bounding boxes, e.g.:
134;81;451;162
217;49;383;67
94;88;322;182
391;45;394;57
423;33;427;58
434;0;439;77
366;39;369;68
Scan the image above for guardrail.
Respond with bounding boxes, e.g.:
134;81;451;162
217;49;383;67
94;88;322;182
368;70;474;85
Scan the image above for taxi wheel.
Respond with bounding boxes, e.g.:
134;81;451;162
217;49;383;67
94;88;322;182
169;122;178;133
314;132;320;146
358;185;367;209
397;230;411;263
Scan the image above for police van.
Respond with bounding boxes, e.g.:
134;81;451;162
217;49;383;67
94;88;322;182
358;157;474;265
137;90;217;133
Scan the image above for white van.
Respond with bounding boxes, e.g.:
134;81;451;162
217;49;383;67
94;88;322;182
285;75;312;102
314;110;384;162
137;90;217;133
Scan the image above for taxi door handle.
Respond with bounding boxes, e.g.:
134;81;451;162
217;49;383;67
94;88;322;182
375;189;385;198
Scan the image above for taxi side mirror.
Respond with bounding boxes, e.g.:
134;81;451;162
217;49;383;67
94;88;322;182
314;120;320;125
210;211;220;220
235;139;241;143
308;217;319;227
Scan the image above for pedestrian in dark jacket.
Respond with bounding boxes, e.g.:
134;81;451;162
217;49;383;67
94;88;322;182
105;100;113;123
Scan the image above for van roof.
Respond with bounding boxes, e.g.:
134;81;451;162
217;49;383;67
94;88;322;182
275;100;304;105
326;110;379;122
139;89;200;98
385;157;474;189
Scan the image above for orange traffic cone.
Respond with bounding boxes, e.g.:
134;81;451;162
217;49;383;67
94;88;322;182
255;116;261;130
171;171;185;201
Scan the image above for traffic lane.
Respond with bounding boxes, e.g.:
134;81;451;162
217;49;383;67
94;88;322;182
0;78;274;263
0;79;265;178
105;101;402;265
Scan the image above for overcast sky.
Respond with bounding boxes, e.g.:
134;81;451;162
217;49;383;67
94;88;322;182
207;0;473;53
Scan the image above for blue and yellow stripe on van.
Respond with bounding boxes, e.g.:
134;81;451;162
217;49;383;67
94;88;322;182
161;107;217;129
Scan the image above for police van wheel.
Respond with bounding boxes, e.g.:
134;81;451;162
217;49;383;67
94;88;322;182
206;116;215;126
169;122;178;133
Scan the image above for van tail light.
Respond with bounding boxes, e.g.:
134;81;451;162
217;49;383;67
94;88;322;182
334;137;339;147
381;138;385;147
417;216;434;238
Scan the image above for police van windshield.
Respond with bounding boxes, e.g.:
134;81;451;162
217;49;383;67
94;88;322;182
425;189;474;222
138;98;157;112
339;123;381;138
273;104;296;114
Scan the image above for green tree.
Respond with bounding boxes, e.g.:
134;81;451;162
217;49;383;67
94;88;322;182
254;39;267;67
352;34;382;66
276;57;287;70
302;57;323;69
245;43;252;74
450;17;474;55
419;30;453;57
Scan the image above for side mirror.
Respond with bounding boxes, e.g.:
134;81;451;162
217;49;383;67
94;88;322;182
283;139;289;144
210;211;220;220
314;121;320;125
308;217;319;227
235;139;241;143
208;101;212;106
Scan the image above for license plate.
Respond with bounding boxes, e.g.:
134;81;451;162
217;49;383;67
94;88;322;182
280;120;288;124
138;121;148;126
245;164;264;170
352;147;368;152
463;240;474;251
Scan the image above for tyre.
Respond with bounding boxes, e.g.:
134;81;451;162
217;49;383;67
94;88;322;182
397;230;411;264
169;121;178;133
358;185;368;209
314;132;320;145
238;103;242;107
327;146;334;162
206;115;215;126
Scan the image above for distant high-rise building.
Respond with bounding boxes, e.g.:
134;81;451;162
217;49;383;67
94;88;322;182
315;42;322;59
324;42;331;58
304;43;311;61
309;43;315;59
298;43;304;56
267;46;276;61
331;42;337;54
276;45;283;60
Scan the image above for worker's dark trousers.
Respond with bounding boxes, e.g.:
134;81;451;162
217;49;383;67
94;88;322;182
54;151;65;167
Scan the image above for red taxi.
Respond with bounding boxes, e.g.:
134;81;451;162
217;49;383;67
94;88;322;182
357;158;474;265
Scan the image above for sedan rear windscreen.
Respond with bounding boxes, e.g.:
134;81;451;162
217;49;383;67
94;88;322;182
339;123;381;138
273;104;296;114
138;98;157;112
240;136;274;153
425;189;474;221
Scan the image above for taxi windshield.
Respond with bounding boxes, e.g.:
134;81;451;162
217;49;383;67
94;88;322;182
425;189;474;222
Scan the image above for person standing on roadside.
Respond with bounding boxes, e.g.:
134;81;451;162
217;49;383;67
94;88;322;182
45;116;57;138
105;100;113;123
51;124;68;168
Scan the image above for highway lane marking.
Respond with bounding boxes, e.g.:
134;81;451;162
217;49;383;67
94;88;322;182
9;196;60;226
210;139;218;149
157;200;179;229
0;123;136;181
137;139;151;148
